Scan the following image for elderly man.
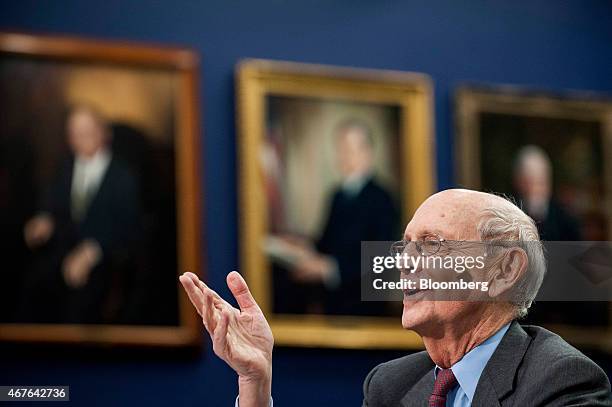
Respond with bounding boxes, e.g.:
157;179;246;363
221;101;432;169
179;189;611;406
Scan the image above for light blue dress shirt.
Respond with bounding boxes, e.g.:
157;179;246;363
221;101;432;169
434;323;511;407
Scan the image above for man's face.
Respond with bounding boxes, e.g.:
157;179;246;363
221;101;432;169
335;128;373;178
67;110;106;158
400;191;485;334
515;171;551;203
514;155;552;203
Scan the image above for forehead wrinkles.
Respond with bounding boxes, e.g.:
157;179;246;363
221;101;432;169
438;204;479;240
406;199;480;240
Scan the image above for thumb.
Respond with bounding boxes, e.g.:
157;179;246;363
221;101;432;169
227;271;258;311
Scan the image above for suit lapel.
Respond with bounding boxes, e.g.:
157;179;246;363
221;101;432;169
473;321;532;405
83;157;114;221
470;374;502;407
400;362;435;407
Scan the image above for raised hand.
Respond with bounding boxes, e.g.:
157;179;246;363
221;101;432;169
179;271;273;407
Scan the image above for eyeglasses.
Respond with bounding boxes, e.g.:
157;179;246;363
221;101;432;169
390;234;515;257
389;234;451;257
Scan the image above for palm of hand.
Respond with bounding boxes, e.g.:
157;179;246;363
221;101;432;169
219;302;273;378
180;271;273;380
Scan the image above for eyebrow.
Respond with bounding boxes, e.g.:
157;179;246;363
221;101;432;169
403;228;446;241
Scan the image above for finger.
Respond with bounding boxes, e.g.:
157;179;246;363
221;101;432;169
179;274;205;317
184;272;222;302
189;274;232;311
226;271;258;311
202;290;218;334
181;273;231;334
212;308;230;358
197;280;224;302
184;271;203;287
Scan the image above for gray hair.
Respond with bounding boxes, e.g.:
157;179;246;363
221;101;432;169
477;199;546;318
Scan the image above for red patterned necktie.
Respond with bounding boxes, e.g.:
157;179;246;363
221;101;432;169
429;368;457;407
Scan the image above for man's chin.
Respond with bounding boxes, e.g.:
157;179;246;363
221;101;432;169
401;300;430;330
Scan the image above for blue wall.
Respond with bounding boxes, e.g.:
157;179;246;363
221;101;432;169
1;1;612;405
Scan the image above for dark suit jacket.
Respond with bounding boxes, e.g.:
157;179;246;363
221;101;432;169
42;155;140;257
20;155;141;323
535;200;582;241
363;321;612;406
316;177;398;315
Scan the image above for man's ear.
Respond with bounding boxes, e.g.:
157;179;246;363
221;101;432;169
488;248;528;298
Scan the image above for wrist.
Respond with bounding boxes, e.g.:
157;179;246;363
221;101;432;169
238;369;271;407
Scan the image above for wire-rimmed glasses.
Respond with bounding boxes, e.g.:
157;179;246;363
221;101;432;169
389;234;449;257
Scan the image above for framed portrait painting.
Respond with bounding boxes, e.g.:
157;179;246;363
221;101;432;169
237;59;435;349
455;85;612;351
0;32;203;347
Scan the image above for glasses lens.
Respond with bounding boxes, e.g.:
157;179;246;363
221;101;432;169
390;241;406;256
420;236;441;256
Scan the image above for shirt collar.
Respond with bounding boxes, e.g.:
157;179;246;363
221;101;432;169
75;148;111;169
341;172;371;197
434;323;510;403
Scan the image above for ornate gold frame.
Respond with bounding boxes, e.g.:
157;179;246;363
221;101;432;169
455;85;612;353
236;59;435;349
0;32;203;347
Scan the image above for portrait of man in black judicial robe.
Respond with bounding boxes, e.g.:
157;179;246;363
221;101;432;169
261;96;401;317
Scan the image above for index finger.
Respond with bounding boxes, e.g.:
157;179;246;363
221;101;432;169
179;272;206;317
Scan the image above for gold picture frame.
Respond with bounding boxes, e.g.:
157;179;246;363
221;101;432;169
0;32;203;347
237;59;434;349
455;85;612;353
